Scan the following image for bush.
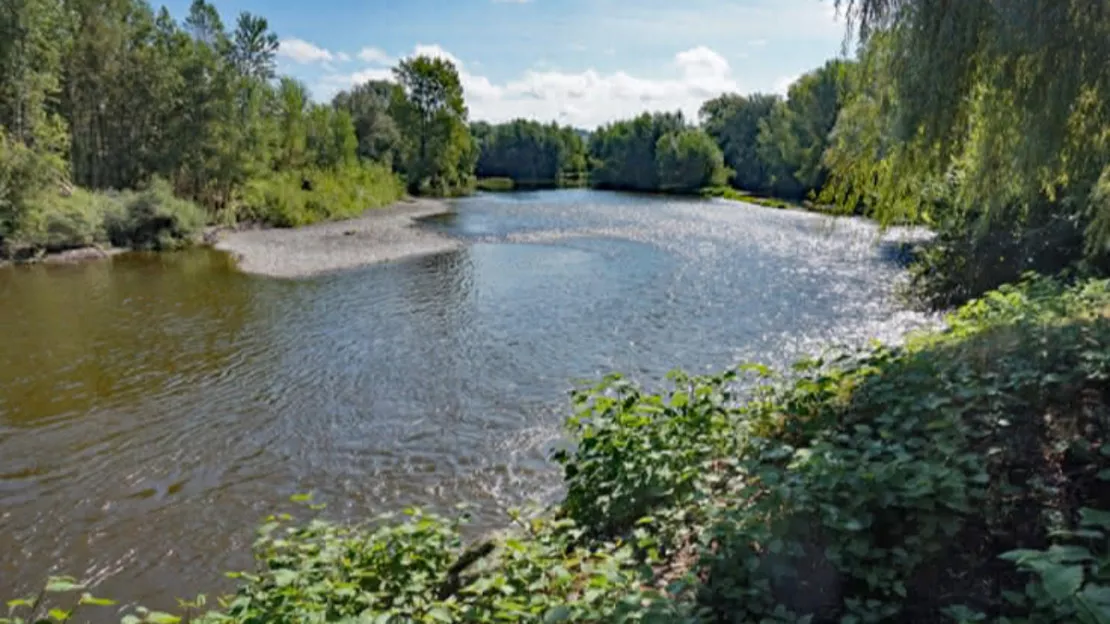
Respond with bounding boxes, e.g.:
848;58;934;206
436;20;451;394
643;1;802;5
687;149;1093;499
9;189;115;254
557;275;1110;623
103;178;205;251
1;142;205;257
238;163;404;227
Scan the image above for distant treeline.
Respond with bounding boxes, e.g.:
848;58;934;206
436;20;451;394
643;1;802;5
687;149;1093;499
468;59;854;200
471;120;586;187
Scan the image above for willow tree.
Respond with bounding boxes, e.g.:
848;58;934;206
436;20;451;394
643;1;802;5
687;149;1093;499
825;1;1110;303
830;1;1110;232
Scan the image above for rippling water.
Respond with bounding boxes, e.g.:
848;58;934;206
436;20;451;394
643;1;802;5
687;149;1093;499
0;189;934;613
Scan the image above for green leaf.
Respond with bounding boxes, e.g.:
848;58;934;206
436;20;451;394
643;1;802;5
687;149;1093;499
271;569;298;587
47;609;70;621
145;612;182;624
1041;564;1084;601
1081;508;1110;530
5;598;34;610
427;607;452;622
78;593;117;607
44;577;84;593
543;606;573;622
1080;584;1110;606
289;492;313;503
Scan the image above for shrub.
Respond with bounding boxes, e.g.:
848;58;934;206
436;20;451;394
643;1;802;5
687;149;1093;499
105;178;205;251
237;163;404;227
10;189;116;254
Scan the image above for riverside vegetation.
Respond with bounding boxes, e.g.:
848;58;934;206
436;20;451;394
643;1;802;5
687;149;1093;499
8;0;1110;622
0;0;473;260
10;277;1110;623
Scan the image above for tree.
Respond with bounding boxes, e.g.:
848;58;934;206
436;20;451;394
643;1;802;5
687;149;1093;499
230;12;277;81
332;80;402;165
391;55;473;194
755;60;853;199
830;0;1110;240
472;119;587;186
655;129;729;193
0;0;67;149
826;1;1110;303
700;93;779;192
275;77;309;170
589;112;685;191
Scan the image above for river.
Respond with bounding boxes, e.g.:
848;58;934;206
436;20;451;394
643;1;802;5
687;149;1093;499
0;189;933;612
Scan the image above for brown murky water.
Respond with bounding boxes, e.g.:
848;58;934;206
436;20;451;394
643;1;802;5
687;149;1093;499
0;190;933;614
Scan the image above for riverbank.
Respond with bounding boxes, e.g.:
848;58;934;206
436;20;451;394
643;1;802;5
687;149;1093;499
212;197;458;278
12;275;1106;623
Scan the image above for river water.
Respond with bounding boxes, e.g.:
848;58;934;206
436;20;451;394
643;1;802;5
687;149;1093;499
0;189;933;611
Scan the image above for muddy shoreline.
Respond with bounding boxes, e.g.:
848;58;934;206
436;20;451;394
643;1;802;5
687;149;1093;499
211;198;459;278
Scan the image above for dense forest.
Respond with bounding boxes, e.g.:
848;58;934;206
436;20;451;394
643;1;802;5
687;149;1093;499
0;0;475;258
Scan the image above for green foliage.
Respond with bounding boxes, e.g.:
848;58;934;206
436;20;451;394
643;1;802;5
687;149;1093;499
0;0;427;237
825;2;1110;304
587;112;731;195
700;93;780;193
333;80;403;166
1;131;203;255
558;275;1110;622
991;507;1110;624
701;186;799;210
238;163;403;228
14;188;117;253
105;178;206;251
756;60;854;200
472;119;587;186
655;129;729;194
392;55;475;196
588;112;685;192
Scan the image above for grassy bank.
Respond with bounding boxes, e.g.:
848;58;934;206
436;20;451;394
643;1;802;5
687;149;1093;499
475;175;590;192
13;275;1110;622
701;185;823;211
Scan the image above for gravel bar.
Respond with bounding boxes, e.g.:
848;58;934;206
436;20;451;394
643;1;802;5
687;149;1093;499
214;198;459;278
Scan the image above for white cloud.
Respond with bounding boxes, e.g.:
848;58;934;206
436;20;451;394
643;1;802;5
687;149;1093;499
277;38;334;64
773;74;800;96
336;52;351;62
317;43;742;128
748;39;768;47
411;44;463;67
357;47;391;64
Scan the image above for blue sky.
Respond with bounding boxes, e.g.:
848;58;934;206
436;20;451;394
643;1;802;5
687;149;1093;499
163;0;848;128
